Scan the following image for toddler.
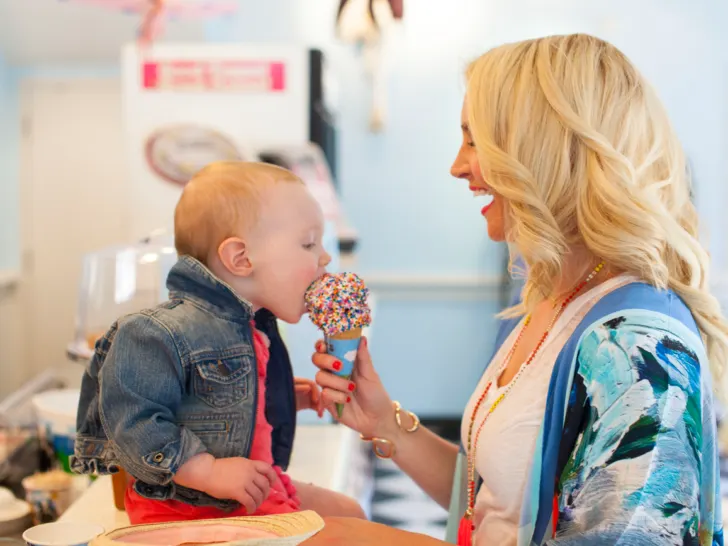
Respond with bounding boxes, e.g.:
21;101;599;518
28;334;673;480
73;162;365;524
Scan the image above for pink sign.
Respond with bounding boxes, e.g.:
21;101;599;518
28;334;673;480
58;0;239;18
142;60;286;92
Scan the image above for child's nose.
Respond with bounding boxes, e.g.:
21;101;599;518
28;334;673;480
320;251;332;268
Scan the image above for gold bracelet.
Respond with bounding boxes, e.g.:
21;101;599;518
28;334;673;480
360;435;396;459
393;401;420;433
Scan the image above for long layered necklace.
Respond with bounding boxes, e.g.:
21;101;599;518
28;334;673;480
457;261;605;546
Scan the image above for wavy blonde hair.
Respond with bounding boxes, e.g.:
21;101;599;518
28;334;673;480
466;33;728;395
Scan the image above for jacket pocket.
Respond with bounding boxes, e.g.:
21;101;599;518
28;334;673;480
181;420;228;436
193;353;253;409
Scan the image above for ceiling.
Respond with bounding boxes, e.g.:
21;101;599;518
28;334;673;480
0;0;208;65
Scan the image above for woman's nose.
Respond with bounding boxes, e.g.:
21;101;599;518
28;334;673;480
450;155;470;180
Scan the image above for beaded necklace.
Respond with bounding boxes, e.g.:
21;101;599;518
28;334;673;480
457;261;605;546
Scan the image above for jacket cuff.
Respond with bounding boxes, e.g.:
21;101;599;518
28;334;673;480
139;429;207;486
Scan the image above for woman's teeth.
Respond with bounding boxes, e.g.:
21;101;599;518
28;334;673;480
471;189;494;216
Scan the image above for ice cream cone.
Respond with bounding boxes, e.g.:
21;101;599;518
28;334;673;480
305;272;372;420
325;327;362;418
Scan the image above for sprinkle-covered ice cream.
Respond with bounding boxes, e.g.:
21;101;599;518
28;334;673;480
304;273;371;337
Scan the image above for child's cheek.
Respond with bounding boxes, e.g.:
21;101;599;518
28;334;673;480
295;263;317;286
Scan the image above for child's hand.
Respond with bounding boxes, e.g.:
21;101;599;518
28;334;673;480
207;457;278;514
295;377;324;417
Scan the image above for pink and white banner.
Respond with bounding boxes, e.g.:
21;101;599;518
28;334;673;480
141;60;286;92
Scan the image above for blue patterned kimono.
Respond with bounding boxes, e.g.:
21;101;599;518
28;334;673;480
445;282;724;545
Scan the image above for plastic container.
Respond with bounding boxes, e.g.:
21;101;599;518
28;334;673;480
31;391;80;474
22;471;73;524
68;233;177;362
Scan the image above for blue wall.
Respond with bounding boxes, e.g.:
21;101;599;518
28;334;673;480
2;0;727;417
204;0;728;416
0;54;20;272
205;0;728;276
205;0;503;277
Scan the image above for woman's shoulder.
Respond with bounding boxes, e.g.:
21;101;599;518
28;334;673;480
578;280;702;342
552;281;705;389
576;311;704;401
567;282;709;411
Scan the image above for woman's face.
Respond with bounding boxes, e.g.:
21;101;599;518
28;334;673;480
450;96;507;242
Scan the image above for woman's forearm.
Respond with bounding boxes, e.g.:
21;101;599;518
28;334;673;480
376;409;459;510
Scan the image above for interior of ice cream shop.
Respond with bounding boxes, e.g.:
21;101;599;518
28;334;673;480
1;1;728;545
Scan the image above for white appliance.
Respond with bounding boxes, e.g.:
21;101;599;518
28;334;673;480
121;42;354;248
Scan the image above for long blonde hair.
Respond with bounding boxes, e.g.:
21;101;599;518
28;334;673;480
466;33;728;395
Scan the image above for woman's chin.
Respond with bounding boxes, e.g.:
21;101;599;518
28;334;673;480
486;223;506;242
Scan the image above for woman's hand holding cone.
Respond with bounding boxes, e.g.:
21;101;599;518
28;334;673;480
312;337;397;440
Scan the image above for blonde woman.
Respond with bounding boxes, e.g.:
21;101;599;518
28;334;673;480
305;34;726;546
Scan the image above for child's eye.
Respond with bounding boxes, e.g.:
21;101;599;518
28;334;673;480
303;243;316;250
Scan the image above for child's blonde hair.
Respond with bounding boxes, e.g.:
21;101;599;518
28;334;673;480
174;161;303;265
465;33;728;396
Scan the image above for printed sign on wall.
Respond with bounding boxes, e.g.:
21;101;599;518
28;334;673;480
142;60;286;92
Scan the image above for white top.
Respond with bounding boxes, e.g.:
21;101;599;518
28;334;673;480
461;275;635;546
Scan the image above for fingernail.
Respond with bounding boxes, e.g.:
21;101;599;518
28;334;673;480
333;361;342;371
346;396;351;403
348;382;356;392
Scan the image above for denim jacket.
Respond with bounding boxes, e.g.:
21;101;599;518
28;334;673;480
72;256;297;510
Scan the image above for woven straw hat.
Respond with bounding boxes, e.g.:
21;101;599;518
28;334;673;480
90;511;324;546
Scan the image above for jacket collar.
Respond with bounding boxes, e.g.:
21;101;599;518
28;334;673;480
167;256;254;322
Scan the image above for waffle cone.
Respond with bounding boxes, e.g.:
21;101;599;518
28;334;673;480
328;327;362;341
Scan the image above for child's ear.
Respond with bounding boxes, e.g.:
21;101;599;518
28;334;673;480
218;237;253;277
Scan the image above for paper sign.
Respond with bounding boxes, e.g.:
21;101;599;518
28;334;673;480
142;60;286;92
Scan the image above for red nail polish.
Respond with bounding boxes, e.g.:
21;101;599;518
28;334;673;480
333;361;342;371
346;396;351;403
348;382;356;392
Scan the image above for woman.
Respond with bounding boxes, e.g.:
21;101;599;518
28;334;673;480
305;34;728;545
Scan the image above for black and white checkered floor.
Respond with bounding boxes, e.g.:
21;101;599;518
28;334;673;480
720;456;728;501
370;457;449;540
